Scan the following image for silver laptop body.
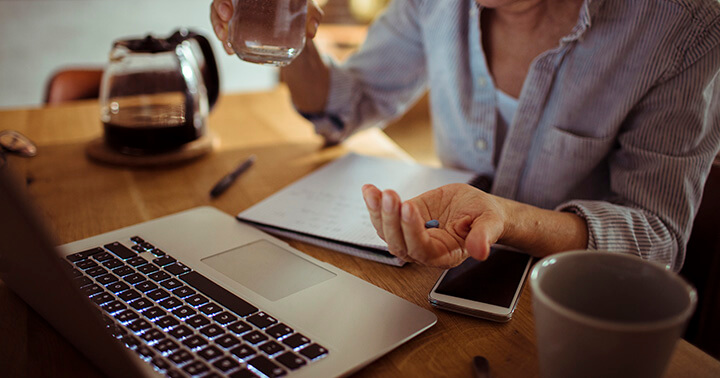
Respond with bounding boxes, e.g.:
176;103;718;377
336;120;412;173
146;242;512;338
0;167;437;378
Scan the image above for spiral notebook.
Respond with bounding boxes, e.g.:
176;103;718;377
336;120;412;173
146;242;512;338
236;153;477;266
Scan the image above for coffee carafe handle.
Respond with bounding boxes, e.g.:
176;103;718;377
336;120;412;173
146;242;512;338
172;29;221;111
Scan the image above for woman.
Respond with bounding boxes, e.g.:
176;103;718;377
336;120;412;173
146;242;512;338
211;0;720;271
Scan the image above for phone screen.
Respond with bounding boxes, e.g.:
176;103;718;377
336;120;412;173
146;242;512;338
434;247;531;308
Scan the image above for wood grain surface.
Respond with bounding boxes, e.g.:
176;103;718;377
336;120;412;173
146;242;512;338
0;86;717;377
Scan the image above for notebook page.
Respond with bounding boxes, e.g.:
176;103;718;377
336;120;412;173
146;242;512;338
238;153;476;250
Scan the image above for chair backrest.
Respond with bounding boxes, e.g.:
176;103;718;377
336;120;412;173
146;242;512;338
681;155;720;359
44;68;104;105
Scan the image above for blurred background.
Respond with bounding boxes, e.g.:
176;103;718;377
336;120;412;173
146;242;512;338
0;0;389;109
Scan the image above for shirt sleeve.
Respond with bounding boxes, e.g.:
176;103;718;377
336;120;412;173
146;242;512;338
556;39;720;272
308;0;428;144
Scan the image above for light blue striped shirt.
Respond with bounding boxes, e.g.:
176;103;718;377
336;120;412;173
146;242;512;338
310;0;720;271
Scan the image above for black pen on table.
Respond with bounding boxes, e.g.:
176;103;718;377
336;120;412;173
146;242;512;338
209;154;256;198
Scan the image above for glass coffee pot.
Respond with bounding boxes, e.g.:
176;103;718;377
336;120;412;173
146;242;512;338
100;29;220;154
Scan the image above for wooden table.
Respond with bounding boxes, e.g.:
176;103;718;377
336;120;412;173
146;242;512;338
1;87;718;377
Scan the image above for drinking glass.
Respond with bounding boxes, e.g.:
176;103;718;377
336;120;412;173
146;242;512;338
227;0;308;67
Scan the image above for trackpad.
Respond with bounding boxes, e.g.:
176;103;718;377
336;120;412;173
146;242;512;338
201;240;336;301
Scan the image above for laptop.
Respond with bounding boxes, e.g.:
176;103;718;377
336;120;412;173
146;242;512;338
0;166;437;378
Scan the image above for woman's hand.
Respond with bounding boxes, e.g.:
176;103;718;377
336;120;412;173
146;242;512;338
362;183;510;268
210;0;324;55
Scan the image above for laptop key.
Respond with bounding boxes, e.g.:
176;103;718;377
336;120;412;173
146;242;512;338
67;247;104;262
143;306;167;320
265;324;293;339
149;271;171;282
172;305;196;319
130;236;145;244
69;268;83;279
112;266;135;277
96;273;119;286
91;292;115;305
137;264;159;275
213;311;237;325
159;296;183;310
129;298;153;311
115;309;140;323
171;286;195;298
230;344;256;359
161;278;183;290
75;259;98;270
102;300;126;314
186;314;210;329
154;339;180;354
140;242;155;250
118;288;141;302
127;256;148;267
247;355;286;378
106;281;130;293
151;356;172;370
154;315;180;329
180;271;258;317
168;348;194;365
123;273;145;285
199;324;225;338
227;321;252;335
182;360;210;376
151;248;166;257
147;288;171;302
127;319;152;333
153;255;176;266
199;303;223;316
247;312;277;329
215;334;241;349
86;266;108;278
135;344;156;358
213;356;240;373
165;263;191;276
73;276;93;288
132;244;145;253
82;284;104;297
135;281;158;293
182;335;208;350
197;345;224;361
299;343;328;360
186;294;209;307
242;331;268;345
168;325;193;340
141;329;166;343
259;341;284;356
281;333;310;349
105;242;135;260
102;258;124;270
92;251;114;262
276;351;306;370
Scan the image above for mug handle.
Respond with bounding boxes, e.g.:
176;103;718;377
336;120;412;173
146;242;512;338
172;29;221;111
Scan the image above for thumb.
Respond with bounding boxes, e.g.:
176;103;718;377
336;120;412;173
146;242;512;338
464;214;503;261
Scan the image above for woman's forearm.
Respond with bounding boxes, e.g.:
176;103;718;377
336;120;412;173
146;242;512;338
280;40;330;114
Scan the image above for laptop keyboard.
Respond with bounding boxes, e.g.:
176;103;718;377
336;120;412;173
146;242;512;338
62;236;329;378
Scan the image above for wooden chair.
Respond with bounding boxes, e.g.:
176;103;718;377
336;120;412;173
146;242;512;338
681;155;720;359
44;68;104;104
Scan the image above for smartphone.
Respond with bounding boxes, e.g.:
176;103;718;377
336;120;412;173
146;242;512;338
428;246;533;322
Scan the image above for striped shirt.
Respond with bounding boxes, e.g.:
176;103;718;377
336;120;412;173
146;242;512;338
310;0;720;271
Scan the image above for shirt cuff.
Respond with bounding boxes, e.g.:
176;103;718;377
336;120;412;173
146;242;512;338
555;201;597;250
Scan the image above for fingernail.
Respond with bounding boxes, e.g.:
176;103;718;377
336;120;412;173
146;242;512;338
218;2;232;20
382;194;393;213
401;203;412;222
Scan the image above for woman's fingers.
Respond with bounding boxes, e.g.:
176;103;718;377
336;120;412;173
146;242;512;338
210;0;234;54
381;190;412;261
362;184;385;240
306;0;324;39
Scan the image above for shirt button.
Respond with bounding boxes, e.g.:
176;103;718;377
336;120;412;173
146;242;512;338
475;138;488;151
477;77;487;87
